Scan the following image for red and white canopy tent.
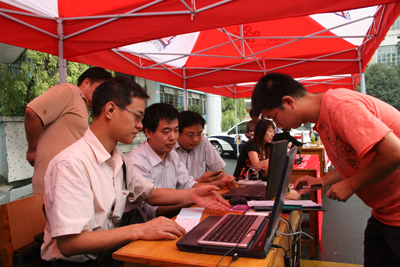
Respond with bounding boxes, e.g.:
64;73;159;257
67;3;399;106
0;0;399;83
195;74;361;98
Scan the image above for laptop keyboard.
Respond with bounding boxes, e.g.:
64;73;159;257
241;185;266;198
222;185;266;199
203;214;258;244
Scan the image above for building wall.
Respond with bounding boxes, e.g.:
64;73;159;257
369;16;400;65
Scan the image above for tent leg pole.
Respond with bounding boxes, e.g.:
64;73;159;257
360;73;366;94
183;67;188;110
234;85;239;158
57;18;66;84
358;51;366;94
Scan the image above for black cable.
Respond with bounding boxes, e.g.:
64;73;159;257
227;253;239;267
271;244;291;267
215;228;258;267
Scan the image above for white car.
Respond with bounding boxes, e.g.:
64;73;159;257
207;121;313;155
207;120;249;156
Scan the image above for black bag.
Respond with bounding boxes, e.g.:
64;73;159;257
93;208;145;267
92;162;145;267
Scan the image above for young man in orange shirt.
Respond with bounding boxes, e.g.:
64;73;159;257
251;72;400;266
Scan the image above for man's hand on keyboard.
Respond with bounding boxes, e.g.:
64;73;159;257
133;216;187;240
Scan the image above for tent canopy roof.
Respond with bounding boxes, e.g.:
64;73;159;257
68;4;399;97
0;0;399;59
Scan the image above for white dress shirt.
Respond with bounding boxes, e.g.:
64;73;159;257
174;135;226;179
127;140;196;219
42;129;154;262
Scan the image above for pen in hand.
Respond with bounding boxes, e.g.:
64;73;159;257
295;184;322;190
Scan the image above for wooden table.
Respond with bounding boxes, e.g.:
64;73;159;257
300;145;325;176
113;207;302;267
291;155;322;258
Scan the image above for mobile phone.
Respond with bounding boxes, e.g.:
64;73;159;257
213;170;223;176
295;184;322;190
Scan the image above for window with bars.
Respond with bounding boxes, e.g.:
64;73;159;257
160;85;207;114
377;45;400;66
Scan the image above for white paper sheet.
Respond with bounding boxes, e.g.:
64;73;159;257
175;207;204;232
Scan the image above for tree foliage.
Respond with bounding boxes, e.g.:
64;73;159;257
359;63;400;110
0;50;91;116
221;97;247;131
176;105;203;115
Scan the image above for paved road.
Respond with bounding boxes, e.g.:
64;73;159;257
221;153;370;265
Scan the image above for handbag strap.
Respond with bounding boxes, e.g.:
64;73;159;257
122;161;127;189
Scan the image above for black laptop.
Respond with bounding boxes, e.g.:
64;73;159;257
176;146;297;259
223;140;289;200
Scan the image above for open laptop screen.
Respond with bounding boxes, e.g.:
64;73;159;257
264;146;297;242
266;140;289;199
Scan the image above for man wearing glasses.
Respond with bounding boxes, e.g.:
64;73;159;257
127;103;235;220
41;77;230;265
175;110;227;183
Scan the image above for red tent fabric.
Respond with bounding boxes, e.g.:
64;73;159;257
194;74;361;98
0;0;399;59
67;4;399;97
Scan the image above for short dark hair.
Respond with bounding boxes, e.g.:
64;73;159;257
142;103;179;133
249;108;258;119
91;76;149;118
77;67;113;86
178;110;205;134
252;73;307;115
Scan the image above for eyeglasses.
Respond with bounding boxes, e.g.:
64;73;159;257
272;108;280;121
184;132;204;139
117;105;144;122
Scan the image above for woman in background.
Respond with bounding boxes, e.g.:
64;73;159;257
245;109;260;139
234;120;275;180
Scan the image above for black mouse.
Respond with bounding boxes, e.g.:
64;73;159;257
229;196;248;205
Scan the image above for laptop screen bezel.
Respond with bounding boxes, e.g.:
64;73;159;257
265;140;289;199
263;146;298;249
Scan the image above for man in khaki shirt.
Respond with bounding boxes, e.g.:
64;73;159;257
24;67;112;193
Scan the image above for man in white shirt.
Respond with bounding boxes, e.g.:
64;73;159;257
175;110;227;183
128;103;235;219
42;77;230;265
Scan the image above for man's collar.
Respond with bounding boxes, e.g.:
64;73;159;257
84;128;121;165
144;140;170;166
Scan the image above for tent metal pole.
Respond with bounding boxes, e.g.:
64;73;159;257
358;49;366;94
234;85;239;158
183;67;188;110
57;18;66;84
360;73;366;94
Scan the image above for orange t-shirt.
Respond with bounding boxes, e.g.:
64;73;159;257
315;89;400;226
27;83;89;193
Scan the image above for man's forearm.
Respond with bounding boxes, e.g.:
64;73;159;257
146;188;193;206
57;226;137;257
346;135;400;192
321;169;343;187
